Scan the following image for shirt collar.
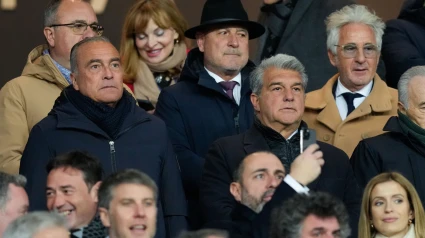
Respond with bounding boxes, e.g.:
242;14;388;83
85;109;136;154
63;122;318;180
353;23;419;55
204;67;241;85
335;77;373;98
43;49;72;84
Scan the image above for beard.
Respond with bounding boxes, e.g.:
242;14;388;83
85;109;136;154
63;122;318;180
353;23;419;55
240;188;275;213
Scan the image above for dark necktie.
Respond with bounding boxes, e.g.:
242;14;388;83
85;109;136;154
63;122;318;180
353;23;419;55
341;92;363;116
219;81;238;100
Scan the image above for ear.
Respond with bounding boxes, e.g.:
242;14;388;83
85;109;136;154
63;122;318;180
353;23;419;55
89;181;102;203
196;34;205;52
230;182;242;202
398;101;407;113
328;50;337;67
409;209;414;220
98;207;111;227
250;93;260;112
71;73;79;90
44;27;55;48
173;29;179;40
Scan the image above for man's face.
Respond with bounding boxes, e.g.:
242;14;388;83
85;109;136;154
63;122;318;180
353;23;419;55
100;184;157;238
197;26;249;80
33;226;70;238
46;167;98;229
328;23;380;92
230;152;285;213
44;0;99;69
300;214;341;238
71;41;124;107
251;68;305;134
0;184;29;234
400;76;425;129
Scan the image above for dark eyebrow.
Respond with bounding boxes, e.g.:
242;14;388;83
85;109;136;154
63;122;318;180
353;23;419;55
110;57;120;63
59;185;75;190
86;59;102;67
274;169;285;175
251;168;267;175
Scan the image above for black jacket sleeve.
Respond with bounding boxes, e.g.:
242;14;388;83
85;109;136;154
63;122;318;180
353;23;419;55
160;135;188;238
200;141;235;225
19;125;53;211
155;89;204;194
350;140;382;189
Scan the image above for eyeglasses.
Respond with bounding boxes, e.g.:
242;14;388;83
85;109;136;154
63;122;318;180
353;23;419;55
334;43;378;58
49;22;104;36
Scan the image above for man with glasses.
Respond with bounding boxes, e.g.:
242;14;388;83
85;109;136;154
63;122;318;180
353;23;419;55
0;0;102;174
303;4;398;157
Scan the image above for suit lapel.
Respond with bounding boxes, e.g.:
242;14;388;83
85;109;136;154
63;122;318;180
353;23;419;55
280;0;313;44
243;126;271;154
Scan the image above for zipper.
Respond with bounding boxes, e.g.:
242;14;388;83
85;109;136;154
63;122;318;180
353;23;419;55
109;141;117;172
234;112;240;134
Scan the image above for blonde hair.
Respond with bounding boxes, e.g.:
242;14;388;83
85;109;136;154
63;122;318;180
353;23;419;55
120;0;188;83
359;172;425;238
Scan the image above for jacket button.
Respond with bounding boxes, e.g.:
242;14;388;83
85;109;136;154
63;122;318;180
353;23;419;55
323;135;330;141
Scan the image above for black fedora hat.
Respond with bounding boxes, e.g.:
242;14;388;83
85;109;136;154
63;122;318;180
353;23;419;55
185;0;265;39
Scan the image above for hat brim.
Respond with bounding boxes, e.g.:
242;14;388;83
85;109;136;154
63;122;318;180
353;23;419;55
184;19;265;40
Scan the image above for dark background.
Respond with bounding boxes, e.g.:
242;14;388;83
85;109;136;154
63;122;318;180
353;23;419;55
0;0;405;88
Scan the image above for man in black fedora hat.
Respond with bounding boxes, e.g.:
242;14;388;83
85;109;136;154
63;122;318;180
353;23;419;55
155;0;265;229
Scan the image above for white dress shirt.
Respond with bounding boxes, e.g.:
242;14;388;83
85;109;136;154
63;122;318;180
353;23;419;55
335;78;373;120
284;174;310;194
205;67;242;105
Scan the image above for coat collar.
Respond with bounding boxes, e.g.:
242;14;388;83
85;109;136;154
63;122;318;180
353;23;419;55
305;74;395;131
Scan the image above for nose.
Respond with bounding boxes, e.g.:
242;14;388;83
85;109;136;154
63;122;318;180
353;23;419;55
283;88;294;101
103;65;113;80
147;36;157;48
52;194;66;209
354;47;366;63
269;176;280;188
384;202;393;213
134;204;146;218
227;33;239;48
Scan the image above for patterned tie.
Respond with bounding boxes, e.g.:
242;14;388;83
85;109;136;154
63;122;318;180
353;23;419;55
219;81;238;100
342;92;363;116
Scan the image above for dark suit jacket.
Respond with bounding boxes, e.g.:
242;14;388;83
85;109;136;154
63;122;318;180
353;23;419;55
200;126;361;237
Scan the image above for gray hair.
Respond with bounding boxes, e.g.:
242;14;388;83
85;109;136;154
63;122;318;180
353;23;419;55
3;211;67;238
44;0;90;27
270;192;351;238
70;36;111;74
398;66;425;108
98;169;158;210
326;4;385;55
0;172;26;211
177;229;229;238
250;54;308;96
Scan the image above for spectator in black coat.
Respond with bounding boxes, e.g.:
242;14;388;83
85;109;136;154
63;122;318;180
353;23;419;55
351;66;425;207
19;36;187;238
154;0;265;229
200;54;361;237
382;0;425;88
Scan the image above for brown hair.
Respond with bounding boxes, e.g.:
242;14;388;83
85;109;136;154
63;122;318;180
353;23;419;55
120;0;188;83
359;172;425;238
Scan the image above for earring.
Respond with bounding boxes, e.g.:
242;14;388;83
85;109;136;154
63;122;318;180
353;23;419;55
174;39;179;44
370;221;374;229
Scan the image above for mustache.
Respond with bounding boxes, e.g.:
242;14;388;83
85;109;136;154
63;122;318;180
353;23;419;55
261;189;276;200
224;49;241;56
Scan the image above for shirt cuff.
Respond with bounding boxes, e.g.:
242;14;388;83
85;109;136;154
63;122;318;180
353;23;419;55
284;175;310;194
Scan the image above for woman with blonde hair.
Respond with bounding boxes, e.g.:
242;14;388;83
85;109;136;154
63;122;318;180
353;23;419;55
120;0;188;108
359;172;425;238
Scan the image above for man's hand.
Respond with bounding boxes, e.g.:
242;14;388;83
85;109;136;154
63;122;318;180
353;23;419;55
289;144;324;185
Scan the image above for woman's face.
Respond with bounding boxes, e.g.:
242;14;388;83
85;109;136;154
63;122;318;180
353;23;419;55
134;18;179;64
370;180;414;237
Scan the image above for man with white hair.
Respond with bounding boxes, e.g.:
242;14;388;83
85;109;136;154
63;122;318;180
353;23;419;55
3;211;69;238
0;172;29;237
351;66;425;205
303;4;398;157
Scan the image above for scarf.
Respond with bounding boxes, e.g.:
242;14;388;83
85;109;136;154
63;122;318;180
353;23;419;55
65;86;132;140
398;110;425;146
374;224;415;238
254;118;302;173
133;42;186;106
